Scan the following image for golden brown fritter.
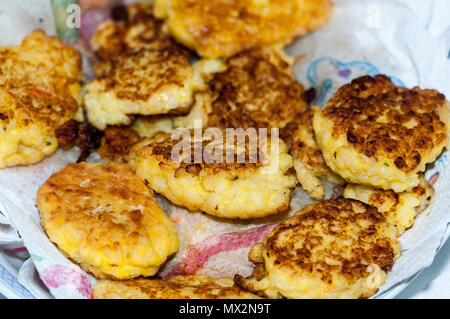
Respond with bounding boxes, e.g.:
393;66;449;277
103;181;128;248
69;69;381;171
36;162;179;280
86;2;217;130
91;3;177;61
111;47;299;143
0;30;82;168
208;48;308;131
94;275;261;299
98;126;141;162
344;176;434;236
235;198;400;299
128;59;227;137
178;48;308;138
313;75;450;192
85;41;196;130
291;106;344;199
154;0;333;58
127;130;296;219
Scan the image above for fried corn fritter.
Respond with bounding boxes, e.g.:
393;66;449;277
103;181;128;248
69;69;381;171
94;276;261;299
0;30;81;168
85;41;196;130
130;56;227;136
344;176;434;236
36;163;179;280
85;3;221;130
154;0;333;58
127;130;296;219
291;106;344;200
313;75;450;193
208;48;308;132
91;3;174;61
128;58;226;138
235;198;400;299
176;48;308;139
123;47;299;141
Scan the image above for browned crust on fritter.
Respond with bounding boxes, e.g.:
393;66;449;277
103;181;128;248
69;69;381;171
266;198;397;281
37;163;157;236
323;75;448;172
0;86;78;132
95;276;261;299
95;42;192;104
163;0;333;58
0;30;82;85
92;3;186;61
369;190;399;212
207;49;308;131
36;162;175;279
0;30;81;131
279;121;300;150
98;126;141;162
134;130;264;177
36;163;178;278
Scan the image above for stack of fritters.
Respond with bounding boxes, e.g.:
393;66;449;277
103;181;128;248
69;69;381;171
5;0;448;299
131;45;308;144
291;75;448;236
313;75;449;193
85;3;220;130
233;75;449;298
32;1;329;299
235;198;401;299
